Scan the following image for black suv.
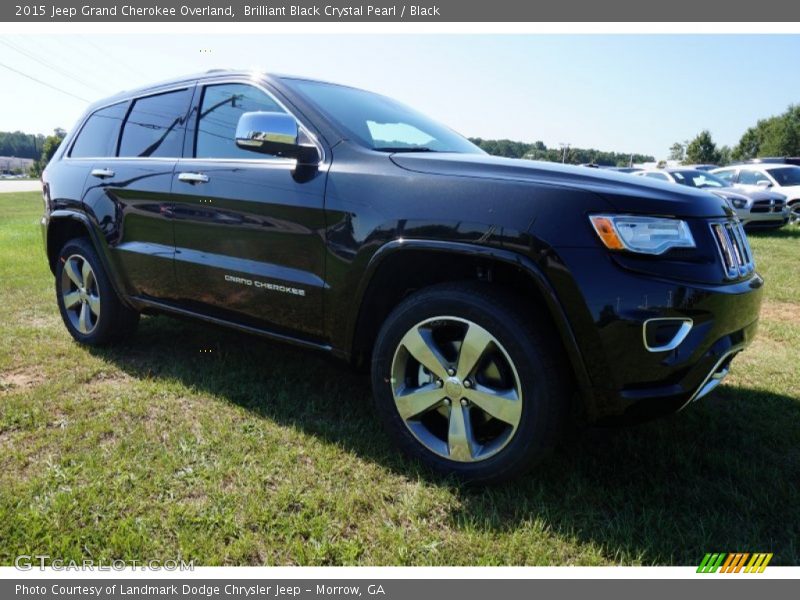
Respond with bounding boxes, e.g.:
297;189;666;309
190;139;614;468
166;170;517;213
41;70;763;483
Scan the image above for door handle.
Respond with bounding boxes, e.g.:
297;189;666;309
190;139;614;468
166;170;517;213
178;172;209;184
90;168;115;179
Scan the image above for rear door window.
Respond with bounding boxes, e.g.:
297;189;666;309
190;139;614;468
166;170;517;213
119;88;193;158
767;167;800;186
69;102;128;158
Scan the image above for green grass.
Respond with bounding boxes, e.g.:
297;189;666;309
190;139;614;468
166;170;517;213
1;191;798;566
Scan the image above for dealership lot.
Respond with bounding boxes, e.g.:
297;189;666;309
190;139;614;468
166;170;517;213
0;191;798;565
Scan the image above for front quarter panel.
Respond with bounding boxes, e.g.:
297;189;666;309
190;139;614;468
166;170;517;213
322;144;616;360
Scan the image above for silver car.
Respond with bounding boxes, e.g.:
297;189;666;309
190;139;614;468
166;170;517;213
634;168;788;229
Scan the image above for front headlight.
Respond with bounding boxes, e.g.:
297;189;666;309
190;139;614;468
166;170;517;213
713;192;747;209
730;198;747;209
589;215;696;255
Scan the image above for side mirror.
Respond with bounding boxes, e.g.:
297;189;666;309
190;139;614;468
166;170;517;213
235;111;315;161
756;179;772;188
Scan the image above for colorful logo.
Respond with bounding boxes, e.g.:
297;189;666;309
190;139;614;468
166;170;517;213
697;553;773;573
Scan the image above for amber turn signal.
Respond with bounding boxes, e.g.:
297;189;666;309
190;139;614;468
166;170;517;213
589;216;625;250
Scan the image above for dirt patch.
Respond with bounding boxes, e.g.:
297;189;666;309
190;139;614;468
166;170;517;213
86;370;135;385
80;370;136;400
759;300;800;323
24;313;60;330
0;368;45;394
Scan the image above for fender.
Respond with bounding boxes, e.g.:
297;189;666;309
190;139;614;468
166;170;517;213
346;238;595;410
45;209;136;310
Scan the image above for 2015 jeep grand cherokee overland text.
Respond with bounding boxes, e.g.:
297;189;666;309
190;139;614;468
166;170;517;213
41;70;763;483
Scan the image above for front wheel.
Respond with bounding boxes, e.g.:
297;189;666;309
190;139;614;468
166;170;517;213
789;202;800;226
371;282;568;484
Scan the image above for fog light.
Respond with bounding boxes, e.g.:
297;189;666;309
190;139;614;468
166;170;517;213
643;318;693;352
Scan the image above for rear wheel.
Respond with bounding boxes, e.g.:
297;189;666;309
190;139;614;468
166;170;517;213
55;238;139;346
371;282;568;484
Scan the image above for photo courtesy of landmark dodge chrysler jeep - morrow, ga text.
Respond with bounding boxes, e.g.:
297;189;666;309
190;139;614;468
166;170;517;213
41;70;763;483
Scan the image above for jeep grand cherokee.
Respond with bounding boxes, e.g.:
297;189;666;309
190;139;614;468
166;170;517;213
41;70;763;483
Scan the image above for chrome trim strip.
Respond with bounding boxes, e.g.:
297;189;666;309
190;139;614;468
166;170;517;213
685;348;740;406
642;317;693;353
176;157;296;166
709;220;756;280
725;223;743;266
62;73;327;167
710;222;734;277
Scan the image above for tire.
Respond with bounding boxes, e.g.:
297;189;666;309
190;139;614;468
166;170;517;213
789;201;800;226
371;281;568;484
55;237;139;346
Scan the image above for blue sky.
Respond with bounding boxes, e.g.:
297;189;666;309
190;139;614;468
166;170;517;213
1;34;798;158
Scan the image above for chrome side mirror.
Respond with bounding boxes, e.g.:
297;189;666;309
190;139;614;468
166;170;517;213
235;111;301;157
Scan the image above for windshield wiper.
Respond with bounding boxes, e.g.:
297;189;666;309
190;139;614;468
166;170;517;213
375;147;439;153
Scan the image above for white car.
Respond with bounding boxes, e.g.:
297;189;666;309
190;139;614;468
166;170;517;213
633;168;788;228
712;164;800;225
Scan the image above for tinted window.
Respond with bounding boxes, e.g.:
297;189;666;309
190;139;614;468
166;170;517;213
713;169;736;184
70;102;127;158
767;166;800;186
119;89;192;158
195;84;285;159
671;170;727;189
644;172;669;181
738;170;770;185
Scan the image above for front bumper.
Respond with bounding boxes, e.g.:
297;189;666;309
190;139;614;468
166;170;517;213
615;316;759;422
549;247;763;423
740;206;789;228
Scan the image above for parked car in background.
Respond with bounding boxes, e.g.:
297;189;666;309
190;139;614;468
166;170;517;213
685;164;718;172
742;157;800;167
713;164;800;225
608;166;642;174
634;168;788;229
580;165;642;174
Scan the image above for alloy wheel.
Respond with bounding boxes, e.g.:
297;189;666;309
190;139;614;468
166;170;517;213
790;204;800;226
60;254;100;334
390;316;523;462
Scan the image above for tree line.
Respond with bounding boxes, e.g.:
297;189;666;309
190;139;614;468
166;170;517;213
469;138;654;166
0;129;66;176
670;104;800;166
0;131;46;160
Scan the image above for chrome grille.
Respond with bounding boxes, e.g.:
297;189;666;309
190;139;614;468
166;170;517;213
710;220;755;279
751;198;785;213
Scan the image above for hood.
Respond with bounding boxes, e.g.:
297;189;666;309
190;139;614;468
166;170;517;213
390;153;731;218
774;184;800;197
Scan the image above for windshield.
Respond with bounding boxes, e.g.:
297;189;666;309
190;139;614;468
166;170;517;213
767;166;800;186
283;78;483;154
671;170;727;189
